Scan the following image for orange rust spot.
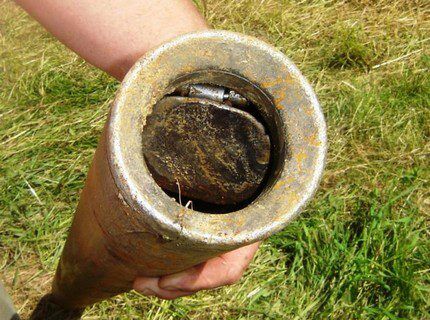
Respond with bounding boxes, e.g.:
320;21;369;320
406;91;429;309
296;151;308;171
302;103;314;116
261;74;294;88
285;176;295;184
274;176;295;190
273;180;286;190
235;216;246;228
308;133;321;147
274;88;287;106
296;151;308;163
287;192;300;204
177;207;189;219
261;78;282;87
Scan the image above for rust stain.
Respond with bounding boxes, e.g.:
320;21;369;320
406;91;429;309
308;133;321;147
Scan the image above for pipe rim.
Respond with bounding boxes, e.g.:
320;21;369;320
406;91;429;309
108;30;327;249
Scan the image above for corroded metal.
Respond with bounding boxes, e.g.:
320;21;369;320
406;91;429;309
50;30;327;309
142;96;270;206
176;84;249;107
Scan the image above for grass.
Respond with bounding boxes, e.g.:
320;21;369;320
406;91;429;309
1;0;429;319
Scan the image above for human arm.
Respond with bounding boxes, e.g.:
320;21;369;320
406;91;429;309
14;0;260;300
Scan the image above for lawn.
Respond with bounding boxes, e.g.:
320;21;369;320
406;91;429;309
0;0;429;319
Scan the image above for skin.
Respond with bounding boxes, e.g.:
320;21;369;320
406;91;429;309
14;0;209;80
14;0;261;300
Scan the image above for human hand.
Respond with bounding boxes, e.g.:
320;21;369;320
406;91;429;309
133;242;260;299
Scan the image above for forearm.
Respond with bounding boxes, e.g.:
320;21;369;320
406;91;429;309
15;0;208;80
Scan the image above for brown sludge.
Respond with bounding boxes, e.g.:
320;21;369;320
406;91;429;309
142;96;271;206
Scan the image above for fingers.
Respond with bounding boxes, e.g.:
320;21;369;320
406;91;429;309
158;242;260;292
133;277;195;300
133;242;260;299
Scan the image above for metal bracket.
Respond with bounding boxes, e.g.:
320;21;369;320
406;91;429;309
176;84;249;107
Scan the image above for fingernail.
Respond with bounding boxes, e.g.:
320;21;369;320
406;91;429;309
139;288;156;296
162;286;177;291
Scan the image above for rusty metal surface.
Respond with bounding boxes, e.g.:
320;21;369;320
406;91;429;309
51;30;327;309
52;128;227;308
109;30;327;248
142;96;270;206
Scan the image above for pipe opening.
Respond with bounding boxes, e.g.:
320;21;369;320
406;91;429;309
142;70;287;213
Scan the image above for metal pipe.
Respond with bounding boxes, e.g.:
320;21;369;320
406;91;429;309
47;30;326;310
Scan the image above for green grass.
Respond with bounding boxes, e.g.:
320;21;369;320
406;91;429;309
1;0;429;319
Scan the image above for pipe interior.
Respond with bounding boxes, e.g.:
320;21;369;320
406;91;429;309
143;70;288;213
